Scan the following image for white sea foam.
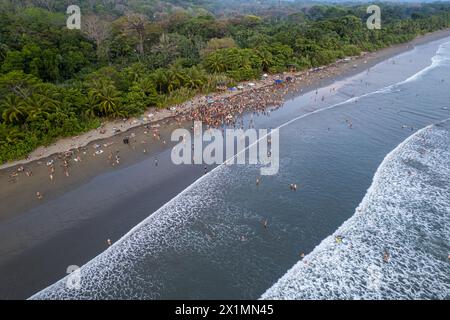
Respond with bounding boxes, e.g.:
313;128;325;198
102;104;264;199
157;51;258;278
399;40;450;85
261;120;450;300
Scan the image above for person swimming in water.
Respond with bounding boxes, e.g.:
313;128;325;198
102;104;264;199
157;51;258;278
383;249;390;263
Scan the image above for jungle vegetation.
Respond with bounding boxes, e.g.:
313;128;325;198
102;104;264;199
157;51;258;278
1;0;450;163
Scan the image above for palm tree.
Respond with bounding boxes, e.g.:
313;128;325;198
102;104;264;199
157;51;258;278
0;43;9;60
136;77;159;105
83;93;99;119
166;66;189;92
88;81;121;117
36;85;62;111
205;53;226;73
151;33;178;65
257;49;274;71
1;95;27;125
184;67;206;89
26;106;50;122
151;69;169;94
22;94;59;120
4;127;25;145
137;77;155;94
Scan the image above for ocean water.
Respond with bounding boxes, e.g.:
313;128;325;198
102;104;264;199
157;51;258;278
262;120;450;299
31;37;450;300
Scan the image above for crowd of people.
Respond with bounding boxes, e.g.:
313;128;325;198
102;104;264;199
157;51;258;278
175;76;300;129
3;68;401;265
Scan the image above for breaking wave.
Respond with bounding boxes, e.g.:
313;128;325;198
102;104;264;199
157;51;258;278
262;120;450;300
30;39;450;300
278;40;450;131
399;41;450;85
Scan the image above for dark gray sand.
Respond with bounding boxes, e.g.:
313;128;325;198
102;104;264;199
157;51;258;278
1;28;450;299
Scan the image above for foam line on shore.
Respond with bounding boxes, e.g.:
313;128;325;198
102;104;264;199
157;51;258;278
30;39;449;299
261;119;450;299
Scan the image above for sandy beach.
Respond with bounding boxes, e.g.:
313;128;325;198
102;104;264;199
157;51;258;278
2;28;450;219
2;28;449;172
1;28;450;300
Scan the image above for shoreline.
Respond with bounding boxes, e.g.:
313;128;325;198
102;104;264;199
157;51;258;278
2;28;450;172
0;28;450;300
28;39;450;300
262;119;450;300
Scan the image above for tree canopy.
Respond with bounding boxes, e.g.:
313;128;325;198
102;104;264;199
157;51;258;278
1;0;450;163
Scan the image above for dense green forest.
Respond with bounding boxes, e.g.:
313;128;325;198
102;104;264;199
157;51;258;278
1;0;450;163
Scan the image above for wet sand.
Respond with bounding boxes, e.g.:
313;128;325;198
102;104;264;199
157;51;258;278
0;118;189;221
1;28;450;299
